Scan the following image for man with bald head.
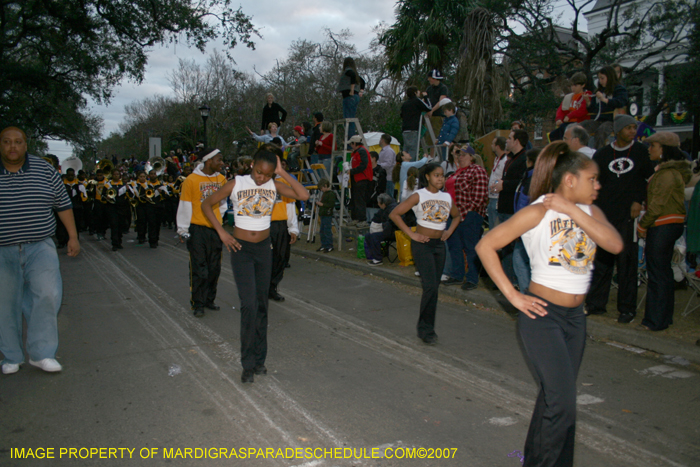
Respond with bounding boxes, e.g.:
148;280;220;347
0;126;80;374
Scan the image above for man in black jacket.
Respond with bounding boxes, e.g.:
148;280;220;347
492;129;529;284
585;115;654;323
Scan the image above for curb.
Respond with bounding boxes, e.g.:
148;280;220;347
292;248;700;365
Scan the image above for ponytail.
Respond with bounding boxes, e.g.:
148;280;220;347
392;152;403;182
529;142;592;201
406;167;418;191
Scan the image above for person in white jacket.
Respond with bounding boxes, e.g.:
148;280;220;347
176;148;227;317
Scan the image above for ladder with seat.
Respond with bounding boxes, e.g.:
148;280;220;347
330;118;368;251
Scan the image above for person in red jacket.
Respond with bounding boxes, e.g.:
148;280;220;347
347;135;373;227
550;72;591;141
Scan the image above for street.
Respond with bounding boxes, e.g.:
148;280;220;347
1;233;698;467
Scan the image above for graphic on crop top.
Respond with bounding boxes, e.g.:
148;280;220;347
547;217;596;274
236;188;275;218
420;199;451;225
198;181;223;202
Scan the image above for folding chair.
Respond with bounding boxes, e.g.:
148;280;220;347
681;270;700;317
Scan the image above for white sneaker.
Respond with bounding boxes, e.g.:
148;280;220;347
29;358;62;372
441;274;450;281
414;271;421;277
2;362;21;374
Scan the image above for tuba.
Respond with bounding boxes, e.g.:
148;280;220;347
98;159;114;177
62;157;83;174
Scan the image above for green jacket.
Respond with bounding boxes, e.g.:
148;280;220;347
638;160;692;232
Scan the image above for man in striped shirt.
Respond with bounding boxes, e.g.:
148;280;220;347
0;127;80;374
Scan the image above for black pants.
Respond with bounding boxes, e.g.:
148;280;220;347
585;218;637;315
135;203;162;245
519;293;586;467
230;237;272;370
351;179;370;221
107;203;128;247
642;223;684;330
412;238;446;339
188;224;223;310
91;201;107;235
270;220;290;291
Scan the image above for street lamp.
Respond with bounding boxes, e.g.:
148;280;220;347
199;104;210;147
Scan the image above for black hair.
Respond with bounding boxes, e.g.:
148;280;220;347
370;151;379;161
493;136;506;151
525;148;540;165
313;112;324;122
419;162;443;189
406;86;418;99
380;133;392;145
253;147;280;167
512;129;529;149
662;145;687;162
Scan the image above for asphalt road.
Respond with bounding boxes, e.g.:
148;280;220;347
1;232;698;467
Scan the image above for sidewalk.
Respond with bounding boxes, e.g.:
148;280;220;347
291;233;700;365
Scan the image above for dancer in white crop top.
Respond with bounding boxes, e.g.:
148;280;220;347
476;142;623;467
202;146;309;384
391;162;460;345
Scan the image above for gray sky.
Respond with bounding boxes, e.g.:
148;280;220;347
50;0;398;161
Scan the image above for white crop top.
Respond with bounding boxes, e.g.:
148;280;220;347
230;175;277;231
521;195;597;294
412;188;452;231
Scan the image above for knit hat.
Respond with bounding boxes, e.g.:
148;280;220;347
428;69;444;80
613;114;637;135
349;135;363;144
644;131;680;148
294;125;304;135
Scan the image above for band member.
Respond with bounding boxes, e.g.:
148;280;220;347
268;161;300;302
77;170;90;231
57;168;86;248
176;148;227;317
88;170;108;240
146;169;168;248
132;171;150;244
105;169;130;251
201;146;309;383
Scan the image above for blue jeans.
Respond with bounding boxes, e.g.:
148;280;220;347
0;238;62;364
498;212;517;284
513;239;531;292
343;95;360;137
487;198;499;232
385;180;395;198
446;211;484;284
320;216;333;249
402;130;419;161
319;156;331;177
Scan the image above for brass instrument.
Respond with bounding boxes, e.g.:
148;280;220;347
173;175;186;195
104;188;117;204
62;157;83;174
97;158;114;176
144;157;166;177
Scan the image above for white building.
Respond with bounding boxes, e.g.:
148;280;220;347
585;0;692;135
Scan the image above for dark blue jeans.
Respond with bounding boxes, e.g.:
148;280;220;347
642;223;684;330
343;95;360;137
519;293;586;467
446;211;483;284
320;216;333;249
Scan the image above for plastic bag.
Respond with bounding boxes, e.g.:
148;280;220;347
395;230;414;266
357;235;366;259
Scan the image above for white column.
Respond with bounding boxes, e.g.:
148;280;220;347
656;70;664;127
